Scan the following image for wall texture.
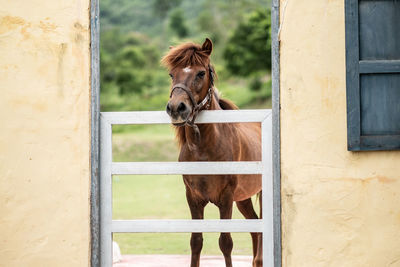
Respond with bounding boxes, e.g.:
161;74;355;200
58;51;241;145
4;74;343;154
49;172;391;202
279;0;400;266
0;0;90;266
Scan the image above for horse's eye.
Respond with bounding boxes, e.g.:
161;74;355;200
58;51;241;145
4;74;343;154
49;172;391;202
197;71;205;78
169;73;173;79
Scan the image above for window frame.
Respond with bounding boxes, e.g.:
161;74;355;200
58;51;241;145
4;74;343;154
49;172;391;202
345;0;400;151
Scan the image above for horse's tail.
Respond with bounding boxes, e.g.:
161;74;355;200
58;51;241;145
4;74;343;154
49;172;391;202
219;98;238;110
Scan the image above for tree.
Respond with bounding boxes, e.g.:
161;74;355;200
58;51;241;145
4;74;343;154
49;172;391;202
197;10;221;45
223;9;271;77
169;8;189;38
152;0;182;19
100;31;164;96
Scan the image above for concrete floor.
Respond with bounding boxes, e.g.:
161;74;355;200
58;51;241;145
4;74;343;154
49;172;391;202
113;255;253;267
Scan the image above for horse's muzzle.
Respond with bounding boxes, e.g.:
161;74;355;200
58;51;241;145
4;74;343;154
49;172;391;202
166;101;191;125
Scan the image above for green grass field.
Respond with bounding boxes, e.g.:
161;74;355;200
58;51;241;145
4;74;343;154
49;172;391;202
112;124;260;255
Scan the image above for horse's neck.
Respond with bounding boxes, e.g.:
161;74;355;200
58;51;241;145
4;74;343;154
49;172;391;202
175;94;222;153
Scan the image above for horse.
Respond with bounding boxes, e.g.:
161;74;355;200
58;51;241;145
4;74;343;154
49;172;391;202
162;38;263;267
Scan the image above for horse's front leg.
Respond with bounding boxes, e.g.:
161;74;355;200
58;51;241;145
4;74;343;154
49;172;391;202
217;187;234;267
185;185;207;267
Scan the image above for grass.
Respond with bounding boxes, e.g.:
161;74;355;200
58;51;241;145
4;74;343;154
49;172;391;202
111;124;261;255
112;124;179;161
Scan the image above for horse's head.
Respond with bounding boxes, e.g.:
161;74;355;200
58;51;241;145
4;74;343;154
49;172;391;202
162;38;215;126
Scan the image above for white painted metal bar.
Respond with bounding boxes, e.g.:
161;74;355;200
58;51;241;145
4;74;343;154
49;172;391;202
101;109;271;125
262;114;274;267
100;114;113;267
112;161;263;175
112;219;264;233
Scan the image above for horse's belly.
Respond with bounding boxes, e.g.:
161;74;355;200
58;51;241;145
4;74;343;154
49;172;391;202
183;175;225;203
233;174;262;201
184;174;261;203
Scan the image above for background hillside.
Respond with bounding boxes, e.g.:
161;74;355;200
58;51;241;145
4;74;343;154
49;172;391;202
100;0;271;112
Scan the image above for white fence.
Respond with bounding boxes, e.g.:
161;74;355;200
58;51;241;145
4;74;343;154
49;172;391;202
99;109;273;266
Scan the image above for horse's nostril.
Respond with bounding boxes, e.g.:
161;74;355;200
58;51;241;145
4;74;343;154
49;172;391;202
177;102;187;113
166;103;171;114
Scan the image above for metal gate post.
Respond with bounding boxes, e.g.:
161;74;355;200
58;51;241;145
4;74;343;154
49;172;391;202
100;115;112;266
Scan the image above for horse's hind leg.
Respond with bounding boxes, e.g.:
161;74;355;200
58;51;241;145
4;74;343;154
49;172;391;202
217;189;234;267
186;188;207;267
236;198;260;265
253;192;263;267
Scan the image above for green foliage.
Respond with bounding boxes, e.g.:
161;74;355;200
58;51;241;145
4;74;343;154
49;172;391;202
100;0;157;33
100;0;272;112
250;77;263;91
153;0;183;19
169;9;189;38
100;31;169;97
223;9;271;76
197;10;214;32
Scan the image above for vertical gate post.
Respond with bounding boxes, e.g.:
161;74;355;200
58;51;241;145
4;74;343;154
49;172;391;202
262;114;274;267
271;0;282;265
100;115;113;266
90;0;100;266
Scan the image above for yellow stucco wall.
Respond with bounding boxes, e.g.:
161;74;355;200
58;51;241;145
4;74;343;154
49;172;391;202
0;1;90;266
280;1;400;266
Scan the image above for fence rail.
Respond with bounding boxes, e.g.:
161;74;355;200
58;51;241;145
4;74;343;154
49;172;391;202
100;109;273;267
112;161;263;175
101;109;270;124
111;219;264;233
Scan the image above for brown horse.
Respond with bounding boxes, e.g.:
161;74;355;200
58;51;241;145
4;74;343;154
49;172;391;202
162;38;262;267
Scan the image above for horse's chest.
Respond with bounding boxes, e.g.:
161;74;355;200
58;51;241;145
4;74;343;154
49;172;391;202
180;144;236;202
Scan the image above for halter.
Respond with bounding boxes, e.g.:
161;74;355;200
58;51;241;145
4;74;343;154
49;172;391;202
169;66;215;141
170;84;212;126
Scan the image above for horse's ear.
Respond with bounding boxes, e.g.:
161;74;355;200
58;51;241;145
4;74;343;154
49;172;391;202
201;38;213;56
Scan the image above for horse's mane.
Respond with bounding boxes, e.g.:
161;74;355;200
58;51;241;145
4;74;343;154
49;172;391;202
214;89;238;110
161;42;210;69
218;98;238;110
